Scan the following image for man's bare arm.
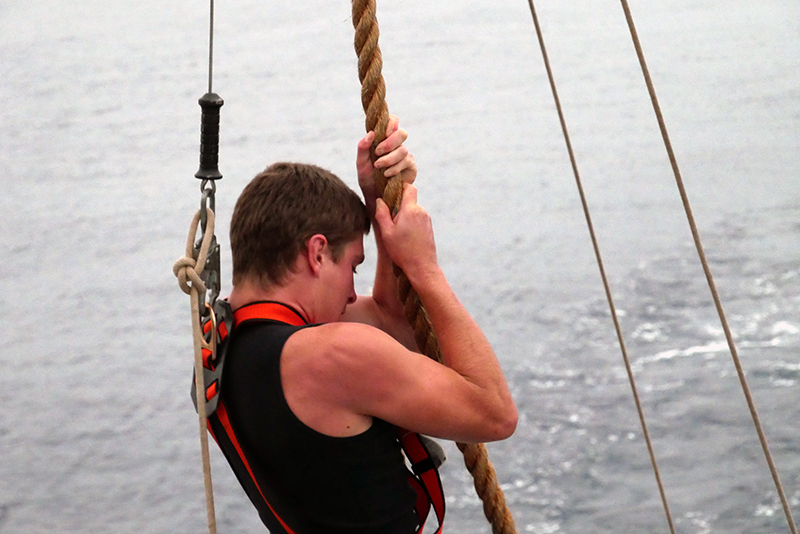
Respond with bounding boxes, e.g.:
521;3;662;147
295;184;517;443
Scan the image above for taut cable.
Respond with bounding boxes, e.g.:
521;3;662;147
207;0;215;94
617;2;798;532
524;1;676;532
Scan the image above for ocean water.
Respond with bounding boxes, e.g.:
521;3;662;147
1;0;798;532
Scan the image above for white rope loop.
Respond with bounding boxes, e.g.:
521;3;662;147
174;207;218;534
173;209;216;295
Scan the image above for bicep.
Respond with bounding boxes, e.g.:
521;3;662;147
331;325;506;443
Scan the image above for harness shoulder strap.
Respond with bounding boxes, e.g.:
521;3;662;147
191;301;308;414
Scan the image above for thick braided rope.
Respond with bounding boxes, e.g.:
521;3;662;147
173;209;218;534
458;442;517;534
352;2;516;532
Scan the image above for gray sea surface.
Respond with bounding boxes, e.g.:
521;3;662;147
1;0;798;532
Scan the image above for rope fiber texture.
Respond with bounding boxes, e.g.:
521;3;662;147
352;1;517;532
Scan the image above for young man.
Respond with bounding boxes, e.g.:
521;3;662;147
215;117;517;533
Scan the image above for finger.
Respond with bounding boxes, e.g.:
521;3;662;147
375;127;408;157
356;131;376;171
386;156;416;180
358;131;376;160
374;144;408;170
358;130;375;150
400;183;418;208
374;198;393;232
385;115;399;137
383;155;416;180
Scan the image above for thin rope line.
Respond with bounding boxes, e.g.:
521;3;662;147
191;288;218;534
616;2;798;533
207;0;215;93
524;1;677;532
174;210;218;534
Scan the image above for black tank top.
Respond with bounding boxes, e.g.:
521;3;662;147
217;318;418;533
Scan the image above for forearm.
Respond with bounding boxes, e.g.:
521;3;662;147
373;184;509;390
410;266;513;411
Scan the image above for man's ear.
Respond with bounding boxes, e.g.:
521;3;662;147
305;234;328;276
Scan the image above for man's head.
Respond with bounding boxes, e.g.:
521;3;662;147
230;162;370;287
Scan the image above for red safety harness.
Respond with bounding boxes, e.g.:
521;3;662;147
192;301;445;534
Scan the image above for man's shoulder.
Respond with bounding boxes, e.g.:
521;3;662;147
286;320;407;374
292;320;388;352
280;321;415;414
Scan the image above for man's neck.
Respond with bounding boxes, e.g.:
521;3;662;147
228;278;303;316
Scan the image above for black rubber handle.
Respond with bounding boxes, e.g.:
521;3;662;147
195;92;224;180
